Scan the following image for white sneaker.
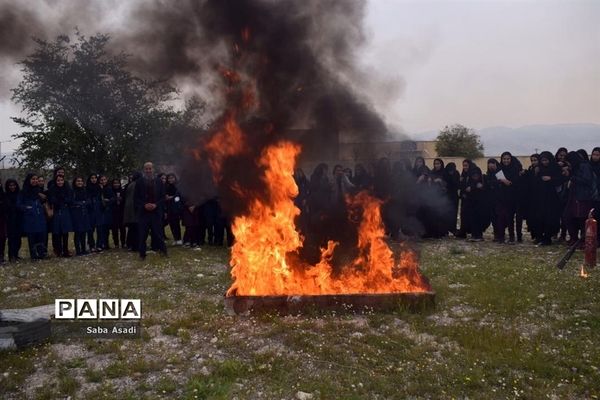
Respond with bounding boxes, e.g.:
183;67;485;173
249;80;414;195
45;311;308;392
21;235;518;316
176;240;183;245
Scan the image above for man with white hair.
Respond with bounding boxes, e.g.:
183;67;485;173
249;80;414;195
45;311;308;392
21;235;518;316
134;162;167;259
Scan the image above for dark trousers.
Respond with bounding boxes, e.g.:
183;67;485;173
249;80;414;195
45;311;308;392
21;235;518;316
0;235;5;261
7;231;21;260
214;217;234;246
111;225;126;247
27;232;47;260
139;212;167;257
169;220;182;241
496;203;515;241
183;225;199;246
74;232;87;255
126;223;139;251
97;224;110;249
53;233;69;256
87;227;97;249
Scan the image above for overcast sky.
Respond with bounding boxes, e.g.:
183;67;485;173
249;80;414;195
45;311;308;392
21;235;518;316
0;0;598;152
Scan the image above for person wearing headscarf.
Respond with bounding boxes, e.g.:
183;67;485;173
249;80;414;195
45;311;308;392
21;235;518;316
462;164;488;241
293;168;310;236
530;151;562;245
522;154;540;242
412;157;430;185
86;173;102;252
352;163;372;191
564;151;595;244
165;173;183;245
5;179;22;262
591;147;600;245
111;178;126;248
496;151;522;243
456;159;474;238
123;172;142;251
70;176;91;255
555;147;570;241
485;158;501;241
17;173;47;260
97;175;115;250
444;162;460;235
421;158;451;238
48;174;74;257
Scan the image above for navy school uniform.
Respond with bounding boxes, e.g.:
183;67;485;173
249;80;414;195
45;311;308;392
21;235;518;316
71;187;92;255
17;187;47;260
97;186;115;249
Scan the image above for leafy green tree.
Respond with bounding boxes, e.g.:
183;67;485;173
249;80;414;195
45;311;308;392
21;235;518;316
11;32;178;176
435;124;484;159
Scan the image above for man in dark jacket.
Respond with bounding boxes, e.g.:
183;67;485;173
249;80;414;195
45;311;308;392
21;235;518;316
134;162;167;259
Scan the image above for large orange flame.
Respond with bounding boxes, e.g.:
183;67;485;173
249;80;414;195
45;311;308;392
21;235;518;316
224;140;431;296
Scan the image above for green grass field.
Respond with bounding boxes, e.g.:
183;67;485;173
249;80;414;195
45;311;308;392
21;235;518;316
0;238;598;399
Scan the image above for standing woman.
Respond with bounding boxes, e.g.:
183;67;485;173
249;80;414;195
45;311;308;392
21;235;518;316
463;165;487;241
496;152;522;243
17;173;47;260
590;147;600;244
456;159;474;238
37;175;51;255
444;162;460;235
111;178;126;248
71;176;91;255
165;173;183;245
48;175;74;257
86;174;102;252
564;151;594;244
555;148;570;241
5;179;22;262
97;175;115;251
485;159;501;241
531;152;562;245
412;157;430;184
123;172;141;251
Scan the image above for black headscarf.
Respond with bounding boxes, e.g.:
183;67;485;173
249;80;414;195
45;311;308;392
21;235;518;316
591;147;600;176
72;177;88;201
555;147;568;162
21;173;41;200
486;158;500;175
566;151;583;172
500;151;521;181
412;156;430;178
86;173;101;198
165;173;178;196
49;177;72;207
577;149;589;162
538;151;561;178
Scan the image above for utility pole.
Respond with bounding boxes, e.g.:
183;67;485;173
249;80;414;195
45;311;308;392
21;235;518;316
0;140;12;170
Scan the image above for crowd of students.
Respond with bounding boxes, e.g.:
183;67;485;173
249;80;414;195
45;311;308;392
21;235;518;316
1;146;598;263
0;163;233;263
294;147;600;247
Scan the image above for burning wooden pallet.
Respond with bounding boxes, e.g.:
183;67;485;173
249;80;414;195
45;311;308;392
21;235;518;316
224;292;435;316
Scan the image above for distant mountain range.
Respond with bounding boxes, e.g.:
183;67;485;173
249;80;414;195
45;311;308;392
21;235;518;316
414;123;600;156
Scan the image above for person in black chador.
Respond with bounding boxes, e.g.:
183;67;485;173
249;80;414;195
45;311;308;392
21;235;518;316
17;173;47;260
110;178;126;248
591;147;600;245
530;151;562;246
485;158;501;241
97;175;115;251
86;173;102;252
134;162;167;259
71;176;91;255
293;168;310;236
564;151;595;244
456;159;474;238
165;173;183;245
462;165;488;241
555;147;570;241
48;175;74;257
352;163;372;191
521;154;540;242
496;151;522;243
444;162;460;235
422;158;452;238
123;172;141;251
5;179;22;262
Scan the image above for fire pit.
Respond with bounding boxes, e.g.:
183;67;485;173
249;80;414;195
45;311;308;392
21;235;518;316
224;292;435;316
